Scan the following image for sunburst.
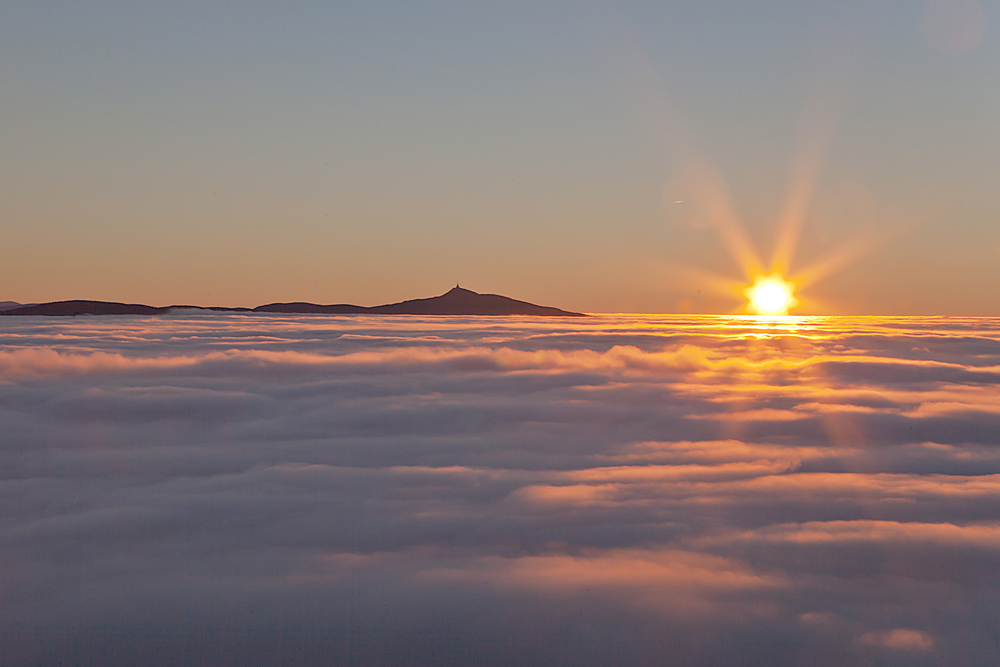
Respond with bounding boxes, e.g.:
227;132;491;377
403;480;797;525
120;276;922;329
744;274;798;315
662;125;889;316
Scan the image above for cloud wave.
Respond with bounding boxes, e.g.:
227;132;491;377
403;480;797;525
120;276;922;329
2;313;1000;665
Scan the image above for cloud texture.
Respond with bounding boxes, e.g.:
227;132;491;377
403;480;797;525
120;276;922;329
2;313;1000;666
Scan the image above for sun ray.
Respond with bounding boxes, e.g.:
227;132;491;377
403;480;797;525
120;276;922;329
770;129;831;277
791;226;897;291
683;163;766;279
769;47;850;277
601;17;766;281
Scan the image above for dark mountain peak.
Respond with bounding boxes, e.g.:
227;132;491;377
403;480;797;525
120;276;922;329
436;285;481;301
370;287;584;316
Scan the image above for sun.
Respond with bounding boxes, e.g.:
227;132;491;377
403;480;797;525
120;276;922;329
744;274;798;315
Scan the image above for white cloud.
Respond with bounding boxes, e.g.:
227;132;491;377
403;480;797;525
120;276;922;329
1;313;999;665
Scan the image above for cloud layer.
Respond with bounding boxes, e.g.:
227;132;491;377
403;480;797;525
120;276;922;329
3;313;1000;666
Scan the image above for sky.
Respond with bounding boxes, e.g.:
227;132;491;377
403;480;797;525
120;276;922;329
3;312;1000;665
1;0;998;314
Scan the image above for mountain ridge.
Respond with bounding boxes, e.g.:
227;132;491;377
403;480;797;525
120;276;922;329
0;287;586;317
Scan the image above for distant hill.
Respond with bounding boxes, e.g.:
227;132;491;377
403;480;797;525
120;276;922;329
373;286;583;316
0;301;24;312
1;300;170;316
0;288;586;317
254;287;583;316
251;302;367;314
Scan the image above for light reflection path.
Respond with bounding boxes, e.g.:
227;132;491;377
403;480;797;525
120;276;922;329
2;314;1000;665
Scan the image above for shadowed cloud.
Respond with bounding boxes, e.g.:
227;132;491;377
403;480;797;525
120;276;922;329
2;313;1000;665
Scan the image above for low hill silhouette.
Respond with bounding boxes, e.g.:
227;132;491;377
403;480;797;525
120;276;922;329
1;287;585;317
3;300;171;316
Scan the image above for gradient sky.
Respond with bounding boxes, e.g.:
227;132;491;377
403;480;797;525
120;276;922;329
1;0;997;313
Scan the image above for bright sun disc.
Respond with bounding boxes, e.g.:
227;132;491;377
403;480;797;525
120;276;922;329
745;275;797;315
753;282;790;312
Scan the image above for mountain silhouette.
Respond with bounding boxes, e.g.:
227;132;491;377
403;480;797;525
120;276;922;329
1;288;585;317
254;287;583;316
2;300;171;316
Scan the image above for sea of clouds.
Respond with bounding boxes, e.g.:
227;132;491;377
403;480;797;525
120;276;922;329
2;313;1000;666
